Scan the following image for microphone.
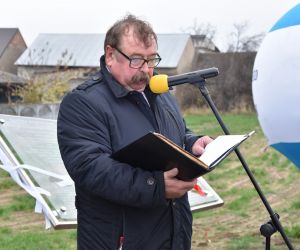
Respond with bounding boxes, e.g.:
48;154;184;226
149;68;219;94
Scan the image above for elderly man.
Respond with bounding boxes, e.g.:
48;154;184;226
57;14;212;250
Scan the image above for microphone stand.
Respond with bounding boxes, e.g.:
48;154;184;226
194;79;295;250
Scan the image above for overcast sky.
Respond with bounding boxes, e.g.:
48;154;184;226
1;0;299;51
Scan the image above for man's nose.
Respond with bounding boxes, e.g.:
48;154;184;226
140;61;150;73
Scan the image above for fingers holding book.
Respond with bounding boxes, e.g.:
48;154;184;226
164;168;197;199
191;136;214;156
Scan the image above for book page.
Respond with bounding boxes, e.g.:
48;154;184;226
199;132;254;167
188;177;223;211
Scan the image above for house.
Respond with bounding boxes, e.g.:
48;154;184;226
0;71;26;103
191;35;220;53
15;33;218;88
0;28;27;103
0;28;27;74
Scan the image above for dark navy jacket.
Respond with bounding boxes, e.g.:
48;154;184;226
57;56;199;249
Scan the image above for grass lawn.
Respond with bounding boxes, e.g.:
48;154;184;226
0;112;299;249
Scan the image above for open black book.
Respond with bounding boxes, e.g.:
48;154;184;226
112;131;254;180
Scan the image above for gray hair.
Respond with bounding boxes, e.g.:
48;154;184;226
104;14;157;51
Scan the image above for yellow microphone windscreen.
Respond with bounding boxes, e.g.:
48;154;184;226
149;74;169;94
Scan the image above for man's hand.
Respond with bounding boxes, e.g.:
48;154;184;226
164;168;197;199
191;136;213;156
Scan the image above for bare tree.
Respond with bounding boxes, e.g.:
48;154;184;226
182;19;217;41
227;21;265;52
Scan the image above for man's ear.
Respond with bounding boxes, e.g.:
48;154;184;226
105;45;114;67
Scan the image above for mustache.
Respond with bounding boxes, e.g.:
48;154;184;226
130;72;150;84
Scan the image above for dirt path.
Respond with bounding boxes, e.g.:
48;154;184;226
0;183;44;231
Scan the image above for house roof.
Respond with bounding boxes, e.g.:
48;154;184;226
16;33;191;68
0;28;18;57
0;71;26;84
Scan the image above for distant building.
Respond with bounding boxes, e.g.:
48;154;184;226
191;35;220;53
15;33;218;89
0;71;26;103
0;28;27;103
175;51;257;111
0;28;27;74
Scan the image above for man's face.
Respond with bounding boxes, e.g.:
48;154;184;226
105;29;158;92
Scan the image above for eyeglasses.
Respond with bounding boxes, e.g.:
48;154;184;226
114;47;161;69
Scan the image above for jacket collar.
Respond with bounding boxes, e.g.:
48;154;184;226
100;55;130;98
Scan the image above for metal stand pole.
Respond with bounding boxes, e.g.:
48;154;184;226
195;80;294;250
260;214;279;250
